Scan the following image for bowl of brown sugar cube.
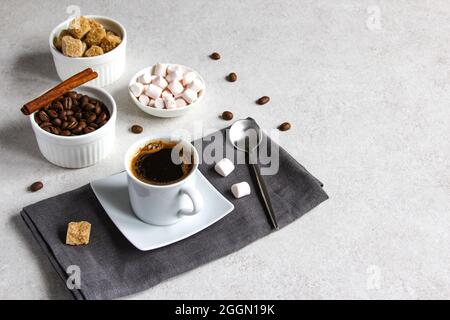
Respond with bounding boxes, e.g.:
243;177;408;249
129;63;206;118
49;15;127;87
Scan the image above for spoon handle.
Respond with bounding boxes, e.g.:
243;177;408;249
250;163;279;230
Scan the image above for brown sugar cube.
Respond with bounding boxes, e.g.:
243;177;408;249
88;19;104;30
61;36;85;57
53;29;71;50
100;32;122;53
85;27;106;46
66;221;91;245
84;45;104;57
68;16;91;39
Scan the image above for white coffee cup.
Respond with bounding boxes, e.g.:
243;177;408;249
124;136;204;225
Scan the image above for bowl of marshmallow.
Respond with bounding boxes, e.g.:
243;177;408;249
129;63;205;118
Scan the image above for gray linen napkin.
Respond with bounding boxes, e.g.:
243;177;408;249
21;126;328;300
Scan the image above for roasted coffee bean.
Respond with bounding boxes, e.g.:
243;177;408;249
221;111;233;120
66;91;78;99
47;109;58;118
60;130;71;136
87;113;97;123
97;112;107;123
80;95;90;106
81;111;90;119
35;90;109;136
210;52;221;60
79;120;87;129
66;121;78;130
51;101;64;111
72;128;82;135
29;181;43;192
39;122;52;128
38;110;49;122
83;103;96;112
227;72;237;82
52;118;62;127
83;126;95;134
279;122;291;131
34;113;42;125
257;96;270;105
49;126;60;135
131;125;143;134
63;97;72;110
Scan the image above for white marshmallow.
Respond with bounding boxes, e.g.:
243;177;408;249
137;71;152;84
182;89;197;103
154;63;168;77
138;94;150;106
145;84;163;99
149;99;155;107
154;98;165;109
163;95;177;109
167;65;183;74
188;78;204;93
166;68;184;82
231;182;251;199
214;158;235;177
161;90;173;99
152;76;168;89
129;82;144;97
175;98;187;108
168;81;184;96
182;71;196;86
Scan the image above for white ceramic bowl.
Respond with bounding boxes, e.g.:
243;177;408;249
30;86;117;168
128;64;206;118
49;15;127;87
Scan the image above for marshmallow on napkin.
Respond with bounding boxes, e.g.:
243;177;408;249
231;182;251;199
214;158;235;177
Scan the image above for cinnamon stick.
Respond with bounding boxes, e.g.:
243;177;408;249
21;68;98;115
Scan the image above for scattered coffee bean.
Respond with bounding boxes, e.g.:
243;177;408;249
221;111;234;121
210;52;221;60
279;122;291;131
34;91;110;136
29;181;43;192
131;125;143;134
227;72;237;82
256;96;270;105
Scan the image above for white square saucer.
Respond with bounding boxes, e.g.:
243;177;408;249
90;170;234;251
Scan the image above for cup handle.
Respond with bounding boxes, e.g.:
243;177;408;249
178;187;204;216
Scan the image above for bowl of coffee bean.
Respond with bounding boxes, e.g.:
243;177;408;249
30;86;116;168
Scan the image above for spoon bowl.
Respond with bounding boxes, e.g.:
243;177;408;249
229;118;263;153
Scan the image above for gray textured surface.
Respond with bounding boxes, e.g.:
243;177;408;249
0;0;449;299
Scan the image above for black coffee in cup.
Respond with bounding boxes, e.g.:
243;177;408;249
130;140;193;185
